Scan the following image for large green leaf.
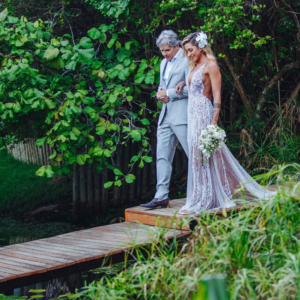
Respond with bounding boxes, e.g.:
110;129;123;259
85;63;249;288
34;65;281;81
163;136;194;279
87;28;101;40
80;37;93;49
125;174;136;183
44;48;60;60
78;48;95;60
134;73;146;84
0;8;8;22
145;69;155;84
76;154;86;165
99;32;107;43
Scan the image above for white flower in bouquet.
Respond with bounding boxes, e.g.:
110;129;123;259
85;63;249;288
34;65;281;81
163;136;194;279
198;125;226;165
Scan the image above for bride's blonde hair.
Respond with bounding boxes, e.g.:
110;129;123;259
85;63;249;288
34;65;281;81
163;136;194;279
182;32;216;69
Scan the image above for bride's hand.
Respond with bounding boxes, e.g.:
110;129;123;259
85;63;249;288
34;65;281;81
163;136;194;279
210;119;218;125
175;81;186;94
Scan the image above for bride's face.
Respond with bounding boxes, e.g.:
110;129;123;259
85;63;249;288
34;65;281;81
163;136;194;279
184;42;202;63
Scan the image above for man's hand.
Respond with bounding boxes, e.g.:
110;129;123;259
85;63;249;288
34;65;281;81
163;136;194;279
156;88;169;103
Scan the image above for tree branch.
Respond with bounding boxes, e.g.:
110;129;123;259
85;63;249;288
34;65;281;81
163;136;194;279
217;46;252;116
256;61;300;114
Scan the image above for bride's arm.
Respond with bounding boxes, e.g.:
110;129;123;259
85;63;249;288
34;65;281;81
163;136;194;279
208;63;222;125
175;81;186;94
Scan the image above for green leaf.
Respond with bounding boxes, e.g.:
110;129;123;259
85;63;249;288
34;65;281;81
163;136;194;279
49;150;57;159
125;174;136;183
99;32;107;43
80;37;93;49
51;56;66;68
44;48;60;60
36;165;54;178
94;147;103;156
88;28;101;40
78;48;95;60
134;73;146;84
45;99;56;109
114;180;122;187
145;69;155;84
140;118;150;125
76;154;86;165
114;168;124;176
104;181;113;188
139;160;144;168
129;130;141;142
109;95;117;103
36;138;46;146
65;60;77;70
143;156;153;163
96;124;106;135
0;8;8;22
107;34;118;48
70;132;77;140
29;289;46;293
130;155;139;162
103;149;112;157
72;127;81;136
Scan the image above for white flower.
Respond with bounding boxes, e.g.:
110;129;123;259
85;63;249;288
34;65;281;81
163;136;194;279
196;31;208;48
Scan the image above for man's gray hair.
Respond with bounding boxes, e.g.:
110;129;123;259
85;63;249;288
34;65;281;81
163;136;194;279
156;30;181;48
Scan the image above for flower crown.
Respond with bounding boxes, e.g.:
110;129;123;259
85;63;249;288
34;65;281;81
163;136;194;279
195;31;208;48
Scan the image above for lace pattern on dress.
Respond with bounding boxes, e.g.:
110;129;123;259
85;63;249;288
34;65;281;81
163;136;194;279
180;64;276;214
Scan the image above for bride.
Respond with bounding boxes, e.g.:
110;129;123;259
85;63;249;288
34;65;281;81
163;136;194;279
175;32;276;215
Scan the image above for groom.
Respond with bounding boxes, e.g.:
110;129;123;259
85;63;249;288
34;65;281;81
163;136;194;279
140;30;189;209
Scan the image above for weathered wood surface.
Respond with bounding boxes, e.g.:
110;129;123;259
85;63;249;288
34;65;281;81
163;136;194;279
125;186;278;230
0;222;189;287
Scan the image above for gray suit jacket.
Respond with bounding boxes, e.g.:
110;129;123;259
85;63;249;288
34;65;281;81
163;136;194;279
158;49;189;126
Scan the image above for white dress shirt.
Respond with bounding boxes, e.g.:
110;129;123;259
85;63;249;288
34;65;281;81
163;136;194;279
163;48;182;96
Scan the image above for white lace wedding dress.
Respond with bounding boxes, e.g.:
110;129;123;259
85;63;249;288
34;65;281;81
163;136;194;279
179;64;276;214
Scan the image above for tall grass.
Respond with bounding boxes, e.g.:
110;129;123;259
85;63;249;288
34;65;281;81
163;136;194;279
67;165;300;300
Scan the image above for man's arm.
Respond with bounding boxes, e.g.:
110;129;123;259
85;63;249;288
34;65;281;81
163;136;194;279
166;59;189;101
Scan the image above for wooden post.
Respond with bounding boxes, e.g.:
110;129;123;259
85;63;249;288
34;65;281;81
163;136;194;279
129;142;136;203
72;163;80;222
94;161;101;214
87;162;94;216
101;165;108;213
79;164;87;219
113;145;122;207
122;143;130;204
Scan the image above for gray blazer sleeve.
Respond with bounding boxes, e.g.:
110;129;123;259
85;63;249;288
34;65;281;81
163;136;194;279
168;62;189;102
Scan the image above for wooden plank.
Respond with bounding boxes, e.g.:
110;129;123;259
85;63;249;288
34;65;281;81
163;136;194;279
24;241;101;258
0;262;39;277
5;244;90;263
0;270;17;281
1;248;77;265
126;211;190;230
0;255;50;270
40;237;114;253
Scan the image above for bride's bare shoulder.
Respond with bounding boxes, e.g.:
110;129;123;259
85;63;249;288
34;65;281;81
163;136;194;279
205;61;220;74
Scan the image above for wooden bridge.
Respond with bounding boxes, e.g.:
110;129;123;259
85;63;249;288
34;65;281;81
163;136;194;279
0;198;252;291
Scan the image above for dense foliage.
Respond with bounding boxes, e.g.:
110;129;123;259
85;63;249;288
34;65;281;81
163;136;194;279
0;0;299;185
66;166;300;299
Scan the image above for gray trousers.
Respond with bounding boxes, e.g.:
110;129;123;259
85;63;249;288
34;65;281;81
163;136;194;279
154;110;189;200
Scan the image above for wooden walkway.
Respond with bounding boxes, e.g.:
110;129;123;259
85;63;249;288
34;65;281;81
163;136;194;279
0;220;189;291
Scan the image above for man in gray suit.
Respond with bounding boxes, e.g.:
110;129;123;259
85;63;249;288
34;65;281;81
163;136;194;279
140;30;189;209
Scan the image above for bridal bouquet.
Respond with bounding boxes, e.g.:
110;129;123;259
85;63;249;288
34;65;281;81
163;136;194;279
198;125;226;164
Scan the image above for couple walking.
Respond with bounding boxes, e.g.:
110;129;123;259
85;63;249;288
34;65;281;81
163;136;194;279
140;30;275;214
